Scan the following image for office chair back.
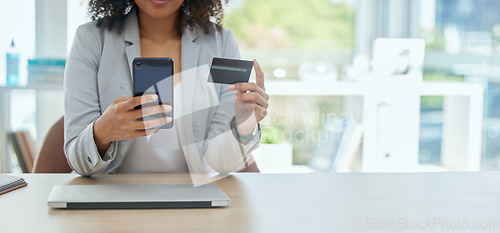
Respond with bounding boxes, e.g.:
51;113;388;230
32;117;72;173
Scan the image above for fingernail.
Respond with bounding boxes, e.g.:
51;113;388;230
163;105;171;111
166;117;172;123
151;95;158;100
228;85;235;90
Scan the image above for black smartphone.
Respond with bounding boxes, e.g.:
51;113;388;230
132;57;174;129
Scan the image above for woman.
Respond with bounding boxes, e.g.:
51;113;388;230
64;0;268;176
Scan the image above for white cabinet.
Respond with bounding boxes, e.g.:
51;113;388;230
265;80;484;172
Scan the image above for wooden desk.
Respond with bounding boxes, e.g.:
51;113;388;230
2;172;500;233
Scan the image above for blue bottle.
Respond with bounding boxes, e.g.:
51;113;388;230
6;39;20;86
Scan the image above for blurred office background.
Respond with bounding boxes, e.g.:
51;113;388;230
1;0;499;173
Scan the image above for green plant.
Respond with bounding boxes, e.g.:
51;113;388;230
261;124;283;144
225;0;355;50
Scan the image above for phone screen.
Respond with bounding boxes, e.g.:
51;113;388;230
132;57;174;129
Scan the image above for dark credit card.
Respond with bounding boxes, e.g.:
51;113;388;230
208;57;254;84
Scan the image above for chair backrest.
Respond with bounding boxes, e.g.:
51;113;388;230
32;117;72;173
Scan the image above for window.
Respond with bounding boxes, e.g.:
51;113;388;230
226;0;355;81
418;0;500;170
225;0;357;171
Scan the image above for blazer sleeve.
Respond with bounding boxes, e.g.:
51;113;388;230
203;29;261;174
64;24;119;176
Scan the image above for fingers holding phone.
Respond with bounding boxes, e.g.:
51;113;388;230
93;94;172;155
92;57;174;156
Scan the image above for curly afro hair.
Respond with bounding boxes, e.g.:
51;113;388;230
88;0;228;34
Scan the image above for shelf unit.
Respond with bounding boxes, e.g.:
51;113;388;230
265;80;484;172
0;83;64;172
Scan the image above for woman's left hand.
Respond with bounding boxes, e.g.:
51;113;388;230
229;59;269;136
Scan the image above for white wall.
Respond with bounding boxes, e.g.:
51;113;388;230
0;0;36;86
36;0;67;58
67;0;91;54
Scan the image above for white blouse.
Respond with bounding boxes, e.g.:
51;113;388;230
118;82;189;173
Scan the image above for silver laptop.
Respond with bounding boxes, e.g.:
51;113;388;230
47;184;230;209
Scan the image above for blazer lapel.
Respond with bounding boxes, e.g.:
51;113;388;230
124;9;141;81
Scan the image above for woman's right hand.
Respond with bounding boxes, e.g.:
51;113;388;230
93;94;172;155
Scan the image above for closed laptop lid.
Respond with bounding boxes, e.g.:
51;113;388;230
47;184;230;209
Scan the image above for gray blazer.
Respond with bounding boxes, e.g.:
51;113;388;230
64;10;260;176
